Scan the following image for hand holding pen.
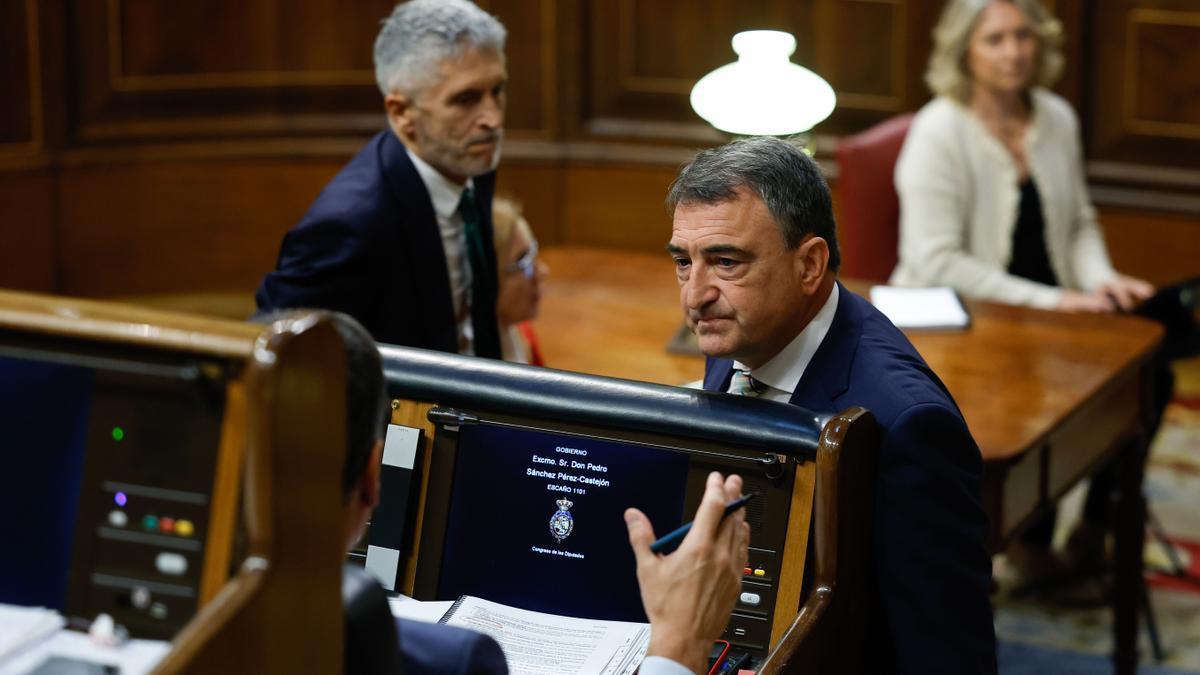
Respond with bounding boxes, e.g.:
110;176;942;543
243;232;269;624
650;493;755;554
625;472;752;674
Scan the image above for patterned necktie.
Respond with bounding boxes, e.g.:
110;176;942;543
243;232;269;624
457;188;501;359
728;368;766;397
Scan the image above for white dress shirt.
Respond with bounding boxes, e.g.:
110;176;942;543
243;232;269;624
640;655;694;675
729;284;840;401
406;148;478;355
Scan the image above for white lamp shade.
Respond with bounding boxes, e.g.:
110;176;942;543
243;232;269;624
690;30;836;136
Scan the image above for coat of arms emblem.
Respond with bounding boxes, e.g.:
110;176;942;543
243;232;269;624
549;498;575;544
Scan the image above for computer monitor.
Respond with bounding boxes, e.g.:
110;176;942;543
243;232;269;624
0;337;227;639
377;346;825;652
0;295;354;672
428;416;692;622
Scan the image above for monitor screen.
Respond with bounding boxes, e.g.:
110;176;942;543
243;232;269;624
0;356;93;609
435;422;691;622
0;343;227;638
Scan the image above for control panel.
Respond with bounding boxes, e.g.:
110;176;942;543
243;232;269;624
64;365;226;640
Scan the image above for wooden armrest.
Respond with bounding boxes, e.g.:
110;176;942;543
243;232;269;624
759;407;879;674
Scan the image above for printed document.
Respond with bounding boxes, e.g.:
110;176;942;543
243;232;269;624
439;596;649;675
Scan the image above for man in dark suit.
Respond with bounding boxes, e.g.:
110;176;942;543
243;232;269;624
666;137;997;674
322;309;748;674
256;0;508;358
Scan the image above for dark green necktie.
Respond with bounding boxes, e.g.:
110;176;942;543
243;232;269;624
457;188;501;359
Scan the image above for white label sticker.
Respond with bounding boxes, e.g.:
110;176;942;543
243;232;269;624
365;545;401;591
382;424;420;469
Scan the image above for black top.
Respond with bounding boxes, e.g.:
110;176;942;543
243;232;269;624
1007;179;1058;286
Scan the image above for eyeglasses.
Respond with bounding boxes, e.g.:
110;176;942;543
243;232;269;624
503;241;539;279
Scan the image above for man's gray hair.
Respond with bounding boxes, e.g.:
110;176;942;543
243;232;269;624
667;137;841;272
374;0;507;97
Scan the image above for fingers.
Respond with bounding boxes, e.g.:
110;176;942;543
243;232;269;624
624;507;656;567
716;474;745;548
1103;282;1136;312
739;521;751;570
1059;290;1105;313
1130;277;1155;300
1099;276;1154;312
722;473;744;502
687;471;731;542
1118;276;1155;305
1093;290;1118;313
1082;291;1115;313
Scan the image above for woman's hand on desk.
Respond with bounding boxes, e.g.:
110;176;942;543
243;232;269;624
1058;289;1117;313
1096;274;1154;312
1057;275;1154;314
626;472;750;674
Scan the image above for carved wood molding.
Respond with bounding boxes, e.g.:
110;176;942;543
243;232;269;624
0;0;43;157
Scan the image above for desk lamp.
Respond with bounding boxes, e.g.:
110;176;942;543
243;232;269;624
690;30;835;141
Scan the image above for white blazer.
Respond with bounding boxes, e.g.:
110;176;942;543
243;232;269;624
889;88;1116;309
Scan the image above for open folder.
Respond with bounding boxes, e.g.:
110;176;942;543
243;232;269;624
869;285;971;331
438;595;649;675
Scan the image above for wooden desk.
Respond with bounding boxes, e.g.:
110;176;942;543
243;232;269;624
536;245;1163;674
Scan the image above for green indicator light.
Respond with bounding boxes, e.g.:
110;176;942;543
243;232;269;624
112;427;124;442
143;515;158;531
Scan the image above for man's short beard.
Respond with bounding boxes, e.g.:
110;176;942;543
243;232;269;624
416;124;504;181
486;142;503;172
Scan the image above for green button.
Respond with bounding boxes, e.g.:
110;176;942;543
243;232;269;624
142;515;158;531
112;427;125;442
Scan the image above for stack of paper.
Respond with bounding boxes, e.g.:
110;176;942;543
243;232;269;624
0;604;64;663
388;596;455;624
439;595;650;675
869;285;971;330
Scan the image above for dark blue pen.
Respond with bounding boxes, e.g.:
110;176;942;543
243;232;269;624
650;493;756;554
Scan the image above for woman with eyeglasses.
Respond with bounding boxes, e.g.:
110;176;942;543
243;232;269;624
492;196;548;365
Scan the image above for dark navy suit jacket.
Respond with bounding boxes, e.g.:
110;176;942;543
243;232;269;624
255;130;499;352
703;284;997;675
397;618;508;674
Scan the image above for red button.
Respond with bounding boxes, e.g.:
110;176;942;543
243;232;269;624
743;567;753;575
159;517;175;534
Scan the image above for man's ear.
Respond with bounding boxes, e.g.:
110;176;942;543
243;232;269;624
794;235;830;292
359;439;385;510
384;94;415;142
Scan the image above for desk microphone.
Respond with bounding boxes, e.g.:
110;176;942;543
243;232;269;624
650;493;755;555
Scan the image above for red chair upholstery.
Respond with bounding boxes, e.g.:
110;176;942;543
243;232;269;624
835;113;915;282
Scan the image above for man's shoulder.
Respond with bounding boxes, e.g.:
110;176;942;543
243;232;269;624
397;618;508;674
303;130;403;225
842;292;963;424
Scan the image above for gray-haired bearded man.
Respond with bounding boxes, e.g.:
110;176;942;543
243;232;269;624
257;0;508;358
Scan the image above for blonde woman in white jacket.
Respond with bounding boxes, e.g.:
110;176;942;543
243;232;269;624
891;0;1152;312
891;0;1155;583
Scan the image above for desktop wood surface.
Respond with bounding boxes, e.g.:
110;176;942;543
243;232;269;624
536;246;1161;466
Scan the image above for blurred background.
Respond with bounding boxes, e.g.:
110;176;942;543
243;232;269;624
1;0;1197;310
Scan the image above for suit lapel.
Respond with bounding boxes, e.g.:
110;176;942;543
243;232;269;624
703;284;863;409
788;282;860;413
703;357;735;392
378;133;457;350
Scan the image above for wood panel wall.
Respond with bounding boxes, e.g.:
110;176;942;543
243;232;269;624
0;0;1196;299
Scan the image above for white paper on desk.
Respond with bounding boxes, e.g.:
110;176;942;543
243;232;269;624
0;629;169;675
869;285;970;330
440;596;649;675
0;604;64;665
388;596;455;624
